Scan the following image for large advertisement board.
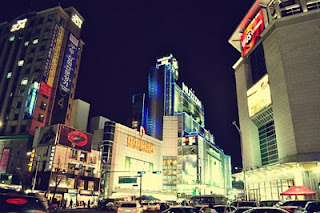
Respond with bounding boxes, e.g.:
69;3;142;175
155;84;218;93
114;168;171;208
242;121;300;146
247;74;272;117
58;125;93;152
39;23;64;97
240;9;265;57
37;125;58;146
181;155;197;184
51;33;79;124
0;148;11;173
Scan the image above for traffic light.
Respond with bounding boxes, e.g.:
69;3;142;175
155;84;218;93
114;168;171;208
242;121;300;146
137;171;146;175
152;171;161;174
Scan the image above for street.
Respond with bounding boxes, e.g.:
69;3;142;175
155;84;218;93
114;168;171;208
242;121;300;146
56;209;157;213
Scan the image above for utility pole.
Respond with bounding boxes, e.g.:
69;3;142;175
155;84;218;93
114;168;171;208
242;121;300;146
232;121;247;201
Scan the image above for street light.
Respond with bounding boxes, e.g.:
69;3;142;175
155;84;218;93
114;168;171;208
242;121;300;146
27;152;40;192
232;121;247;201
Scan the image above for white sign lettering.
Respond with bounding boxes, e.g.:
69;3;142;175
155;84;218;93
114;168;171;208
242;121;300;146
71;14;83;29
11;18;28;32
182;82;202;108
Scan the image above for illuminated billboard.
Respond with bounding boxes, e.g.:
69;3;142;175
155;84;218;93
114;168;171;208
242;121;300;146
247;75;272;117
39;23;64;97
37;125;58;146
182;155;198;184
182;135;198;146
0;148;11;173
51;33;79;124
174;85;204;126
58;125;93;152
240;9;265;57
127;136;154;154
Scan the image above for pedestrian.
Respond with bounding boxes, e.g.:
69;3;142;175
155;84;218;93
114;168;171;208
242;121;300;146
69;199;73;209
88;200;90;209
83;200;86;208
160;203;166;212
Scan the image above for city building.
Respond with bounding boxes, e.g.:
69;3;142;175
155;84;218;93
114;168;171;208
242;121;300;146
130;93;146;131
229;0;320;200
133;54;232;198
70;99;90;131
0;6;84;183
31;124;100;204
97;120;163;200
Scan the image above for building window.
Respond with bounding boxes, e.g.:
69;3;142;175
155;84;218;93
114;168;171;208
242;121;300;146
16;102;22;108
14;114;19;120
9;35;15;42
259;120;279;166
18;60;24;66
32;39;39;44
19;90;25;96
80;152;87;162
10;126;16;133
20;125;26;133
40;102;47;110
21;78;28;85
70;149;78;159
7;72;12;79
24;41;29;47
250;44;267;85
38;114;44;123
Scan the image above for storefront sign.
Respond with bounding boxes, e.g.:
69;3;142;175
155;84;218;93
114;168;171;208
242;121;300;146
80;190;92;195
10;18;27;32
0;148;11;173
247;74;272;117
68;189;77;194
127;136;154;154
27;83;39;116
48;146;56;170
241;9;265;57
182;82;202;108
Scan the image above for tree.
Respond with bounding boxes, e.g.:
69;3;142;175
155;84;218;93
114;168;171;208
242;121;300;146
51;159;65;201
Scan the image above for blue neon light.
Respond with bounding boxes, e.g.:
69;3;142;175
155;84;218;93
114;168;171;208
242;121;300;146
28;88;38;116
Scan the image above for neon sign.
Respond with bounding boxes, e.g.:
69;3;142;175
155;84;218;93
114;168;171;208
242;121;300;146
28;82;39;116
10;18;27;32
71;14;83;28
182;82;202;108
240;9;265;57
127;136;154;154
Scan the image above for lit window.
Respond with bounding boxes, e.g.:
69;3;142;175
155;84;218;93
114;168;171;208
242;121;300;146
7;72;12;79
9;35;15;42
24;41;29;47
38;114;44;123
18;60;24;66
32;39;39;44
21;78;28;85
40;102;47;110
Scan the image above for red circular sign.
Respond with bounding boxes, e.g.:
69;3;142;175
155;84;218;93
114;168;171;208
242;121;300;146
6;198;28;205
68;130;88;147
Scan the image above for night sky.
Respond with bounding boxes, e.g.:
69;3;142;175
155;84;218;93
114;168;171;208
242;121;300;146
1;0;255;169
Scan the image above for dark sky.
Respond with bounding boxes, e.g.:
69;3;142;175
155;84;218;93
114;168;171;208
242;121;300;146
1;0;255;168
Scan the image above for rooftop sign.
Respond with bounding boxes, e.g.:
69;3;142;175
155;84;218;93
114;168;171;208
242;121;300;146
11;18;27;32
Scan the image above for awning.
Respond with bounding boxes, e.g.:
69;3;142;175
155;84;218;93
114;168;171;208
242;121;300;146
280;186;316;196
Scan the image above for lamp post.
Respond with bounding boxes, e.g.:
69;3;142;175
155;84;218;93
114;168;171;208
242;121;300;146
232;121;247;201
27;152;40;192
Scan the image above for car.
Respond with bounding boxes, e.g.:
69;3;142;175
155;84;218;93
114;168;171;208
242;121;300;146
212;205;237;213
231;201;259;208
259;201;280;207
163;206;199;213
275;200;312;213
243;207;290;213
303;201;320;213
148;202;161;211
0;192;49;213
233;207;254;213
118;201;143;213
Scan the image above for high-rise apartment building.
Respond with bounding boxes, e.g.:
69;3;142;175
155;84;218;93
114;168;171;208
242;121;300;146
229;0;320;200
0;6;84;182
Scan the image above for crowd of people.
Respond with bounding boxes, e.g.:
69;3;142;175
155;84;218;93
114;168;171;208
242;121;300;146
48;197;93;210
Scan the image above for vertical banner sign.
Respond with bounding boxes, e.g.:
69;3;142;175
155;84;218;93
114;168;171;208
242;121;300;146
40;24;65;97
240;9;265;57
51;33;79;124
0;148;11;173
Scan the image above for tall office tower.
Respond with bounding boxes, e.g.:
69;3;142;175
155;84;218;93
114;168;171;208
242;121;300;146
0;6;84;182
146;55;231;196
229;0;320;200
130;93;146;131
147;54;179;140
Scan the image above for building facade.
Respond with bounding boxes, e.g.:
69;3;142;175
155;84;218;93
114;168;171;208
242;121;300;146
229;0;320;200
31;124;100;204
0;6;85;183
98;121;163;199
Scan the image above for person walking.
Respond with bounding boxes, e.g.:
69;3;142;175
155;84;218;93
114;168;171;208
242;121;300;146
88;200;91;209
69;199;73;209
